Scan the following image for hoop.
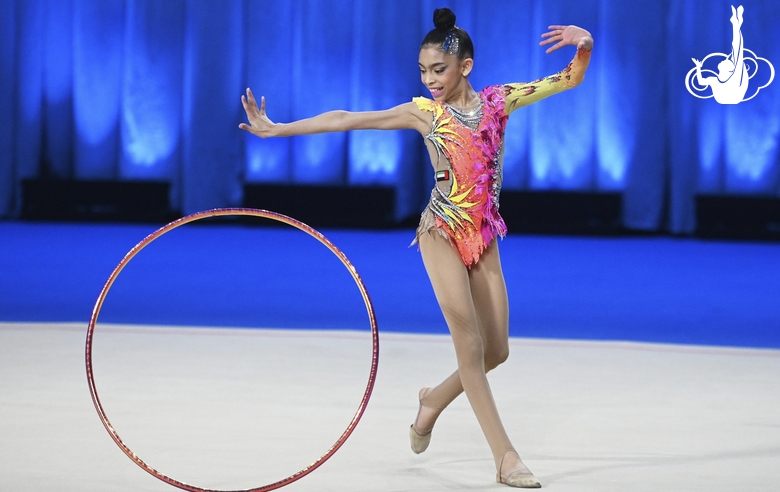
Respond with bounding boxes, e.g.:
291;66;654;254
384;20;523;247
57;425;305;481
85;208;380;492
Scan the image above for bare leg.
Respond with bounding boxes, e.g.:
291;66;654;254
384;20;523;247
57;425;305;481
414;240;510;433
416;233;529;477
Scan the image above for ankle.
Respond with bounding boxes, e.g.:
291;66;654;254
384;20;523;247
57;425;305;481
498;449;531;476
413;388;442;434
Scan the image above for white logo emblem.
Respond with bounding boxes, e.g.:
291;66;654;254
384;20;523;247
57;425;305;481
685;5;774;104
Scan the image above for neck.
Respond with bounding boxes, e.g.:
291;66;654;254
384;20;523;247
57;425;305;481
443;80;478;109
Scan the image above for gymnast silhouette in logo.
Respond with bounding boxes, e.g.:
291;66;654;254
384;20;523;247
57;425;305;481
686;5;774;104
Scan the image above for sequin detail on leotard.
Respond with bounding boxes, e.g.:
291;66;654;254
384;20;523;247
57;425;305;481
413;47;591;268
413;87;508;267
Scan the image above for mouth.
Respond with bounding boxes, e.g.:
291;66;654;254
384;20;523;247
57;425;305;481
429;87;444;98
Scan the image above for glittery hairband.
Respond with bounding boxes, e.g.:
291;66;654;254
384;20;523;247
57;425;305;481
442;27;460;55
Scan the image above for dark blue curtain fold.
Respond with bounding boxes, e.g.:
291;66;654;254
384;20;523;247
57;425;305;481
181;2;244;214
605;1;668;229
73;0;124;180
119;0;184;183
243;1;294;183
12;0;44;215
43;0;73;179
290;0;353;184
0;0;16;214
1;0;779;231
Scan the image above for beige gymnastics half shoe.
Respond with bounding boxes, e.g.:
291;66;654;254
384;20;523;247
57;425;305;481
409;387;433;454
496;449;541;488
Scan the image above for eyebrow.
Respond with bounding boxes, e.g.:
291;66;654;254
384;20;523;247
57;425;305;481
418;62;447;68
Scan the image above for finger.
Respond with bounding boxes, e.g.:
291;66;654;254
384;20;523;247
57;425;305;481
241;95;257;118
539;34;560;46
547;25;568;31
260;96;266;115
246;88;257;107
245;92;263;115
545;40;566;54
238;123;260;137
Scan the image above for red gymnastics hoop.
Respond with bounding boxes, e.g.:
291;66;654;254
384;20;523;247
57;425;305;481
85;208;380;492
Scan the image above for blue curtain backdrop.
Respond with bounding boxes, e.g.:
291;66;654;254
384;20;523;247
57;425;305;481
1;0;779;230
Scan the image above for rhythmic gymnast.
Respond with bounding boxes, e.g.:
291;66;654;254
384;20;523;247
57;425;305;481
240;8;593;488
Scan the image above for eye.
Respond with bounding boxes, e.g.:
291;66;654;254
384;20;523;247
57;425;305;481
435;67;446;74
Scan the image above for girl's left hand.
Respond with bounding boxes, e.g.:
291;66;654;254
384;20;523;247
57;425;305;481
540;25;593;53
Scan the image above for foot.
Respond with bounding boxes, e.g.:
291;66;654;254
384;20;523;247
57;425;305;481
409;387;436;454
496;449;541;488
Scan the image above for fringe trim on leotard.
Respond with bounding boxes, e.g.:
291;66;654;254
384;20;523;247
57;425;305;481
410;206;452;248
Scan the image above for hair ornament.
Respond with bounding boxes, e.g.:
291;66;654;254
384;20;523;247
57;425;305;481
442;28;460;55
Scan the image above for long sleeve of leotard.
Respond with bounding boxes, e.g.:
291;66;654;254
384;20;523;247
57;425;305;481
504;46;591;115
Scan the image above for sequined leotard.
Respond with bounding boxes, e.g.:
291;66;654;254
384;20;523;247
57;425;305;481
413;47;591;268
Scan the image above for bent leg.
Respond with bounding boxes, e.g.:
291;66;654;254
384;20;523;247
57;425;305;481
417;233;513;467
415;241;510;424
416;240;509;402
469;241;510;369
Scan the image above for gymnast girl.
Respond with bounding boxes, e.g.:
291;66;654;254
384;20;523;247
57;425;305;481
240;8;593;488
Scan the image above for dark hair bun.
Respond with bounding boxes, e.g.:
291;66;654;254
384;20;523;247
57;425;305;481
433;8;456;31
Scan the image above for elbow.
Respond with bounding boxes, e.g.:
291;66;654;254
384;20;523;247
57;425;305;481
331;110;357;132
565;73;585;89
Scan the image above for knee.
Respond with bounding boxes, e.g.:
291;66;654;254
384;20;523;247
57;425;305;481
484;342;509;371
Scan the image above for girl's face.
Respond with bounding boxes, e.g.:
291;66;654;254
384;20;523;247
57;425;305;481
418;46;472;101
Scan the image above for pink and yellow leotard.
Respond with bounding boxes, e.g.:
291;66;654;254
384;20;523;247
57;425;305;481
413;47;591;267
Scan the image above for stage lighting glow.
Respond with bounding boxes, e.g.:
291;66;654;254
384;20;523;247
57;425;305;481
726;114;779;185
597;136;629;185
296;134;346;182
122;102;181;169
246;138;290;181
349;131;400;179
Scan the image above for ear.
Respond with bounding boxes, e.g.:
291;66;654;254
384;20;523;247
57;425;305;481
460;57;474;77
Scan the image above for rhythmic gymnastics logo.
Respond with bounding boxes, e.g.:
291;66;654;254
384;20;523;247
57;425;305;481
685;5;774;104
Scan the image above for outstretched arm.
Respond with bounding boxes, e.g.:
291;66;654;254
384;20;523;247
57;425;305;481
239;89;427;138
504;25;593;114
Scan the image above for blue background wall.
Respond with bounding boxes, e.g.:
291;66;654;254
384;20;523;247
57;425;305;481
1;0;778;231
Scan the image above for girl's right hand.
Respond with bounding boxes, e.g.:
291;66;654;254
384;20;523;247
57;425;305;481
239;88;276;138
540;25;593;53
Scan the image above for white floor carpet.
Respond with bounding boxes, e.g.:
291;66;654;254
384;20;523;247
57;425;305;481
2;323;779;492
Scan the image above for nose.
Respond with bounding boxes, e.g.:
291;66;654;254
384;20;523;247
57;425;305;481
423;72;435;86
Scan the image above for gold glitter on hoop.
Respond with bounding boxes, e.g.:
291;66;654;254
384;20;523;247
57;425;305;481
85;208;380;492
